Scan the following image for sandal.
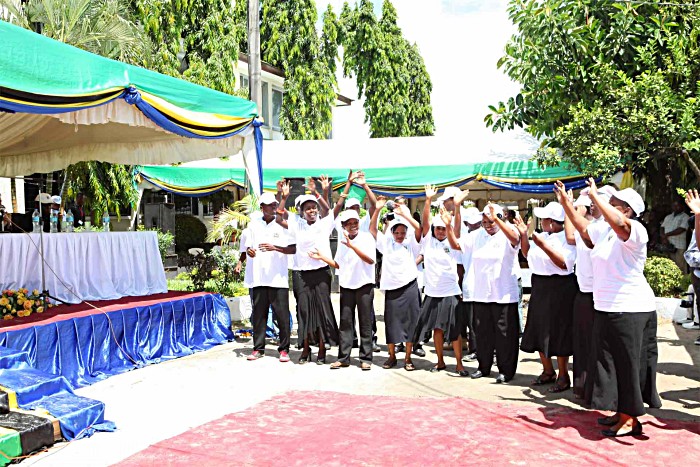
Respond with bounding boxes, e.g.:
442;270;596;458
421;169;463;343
430;365;447;373
330;361;350;369
547;378;571;393
404;362;415;371
531;371;556;386
298;352;310;365
382;357;397;369
361;362;372;371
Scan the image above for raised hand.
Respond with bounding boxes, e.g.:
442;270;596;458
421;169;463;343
453;189;470;205
586;177;598;198
531;231;543;246
303;177;318;194
276;179;285;194
553;180;567;204
355;170;367;185
487;203;498;220
340;231;351;247
439;206;453;225
348;169;361;183
395;203;411;218
280;180;290;198
513;215;528;235
319;174;331;191
375;195;387;210
685;189;700;214
425;184;438;200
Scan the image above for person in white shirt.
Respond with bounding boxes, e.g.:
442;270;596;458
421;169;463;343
369;197;423;370
277;173;357;364
660;199;690;271
310;210;377;370
445;204;521;383
515;201;577;393
241;193;297;362
411;185;468;376
557;179;660;438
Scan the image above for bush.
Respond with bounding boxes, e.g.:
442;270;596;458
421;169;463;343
643;256;683;298
175;214;207;252
138;226;174;265
186;246;246;297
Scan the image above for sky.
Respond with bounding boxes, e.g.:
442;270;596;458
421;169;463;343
322;0;529;148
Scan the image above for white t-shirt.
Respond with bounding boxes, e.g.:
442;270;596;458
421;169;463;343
421;234;462;297
241;218;291;289
458;230;478;301
574;217;602;293
376;231;421;290
288;213;335;271
587;220;655;313
526;230;576;276
661;212;690;250
464;228;521;304
334;231;376;289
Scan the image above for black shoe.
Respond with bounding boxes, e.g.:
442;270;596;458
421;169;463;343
457;369;470;377
372;343;381;353
413;347;426;358
470;370;487;379
601;422;643;437
462;352;477;362
396;343;406;353
597;416;619;426
496;374;507;384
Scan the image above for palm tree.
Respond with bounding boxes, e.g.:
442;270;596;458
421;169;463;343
206;194;259;245
0;0;150;221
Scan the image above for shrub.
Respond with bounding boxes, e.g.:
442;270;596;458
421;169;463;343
175;214;207;252
138;226;174;265
185;246;246;297
643;256;683;298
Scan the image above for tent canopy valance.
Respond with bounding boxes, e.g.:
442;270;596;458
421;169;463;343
0;20;263;192
136;134;590;198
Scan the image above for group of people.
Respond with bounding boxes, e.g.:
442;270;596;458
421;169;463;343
0;191;86;234
239;171;662;437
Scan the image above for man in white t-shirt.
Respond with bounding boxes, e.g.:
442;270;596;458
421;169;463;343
243;193;297;362
661;199;690;272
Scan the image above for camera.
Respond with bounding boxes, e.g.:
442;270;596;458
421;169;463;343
385;200;396;211
384;212;395;222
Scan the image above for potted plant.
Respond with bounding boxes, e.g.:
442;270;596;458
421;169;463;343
643;256;686;320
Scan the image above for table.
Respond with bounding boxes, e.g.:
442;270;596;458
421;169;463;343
0;232;167;304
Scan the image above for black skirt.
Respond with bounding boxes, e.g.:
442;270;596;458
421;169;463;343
521;273;578;357
384;279;422;344
412;295;461;343
297;267;339;346
573;291;595;396
589;310;661;416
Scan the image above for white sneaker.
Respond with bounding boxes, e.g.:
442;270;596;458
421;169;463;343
682;322;700;330
675;318;693;325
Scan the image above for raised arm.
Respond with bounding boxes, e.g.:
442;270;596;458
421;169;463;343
332;170;357;219
685;190;700;249
587;178;632;241
555;181;592;247
356;171;377;217
452;189;470;239
513;215;530;257
440;207;461;251
532;232;568;270
422;184;438;238
490;204;520;247
315;175;331;218
276;180;291;227
395;203;421;233
369;196;386;240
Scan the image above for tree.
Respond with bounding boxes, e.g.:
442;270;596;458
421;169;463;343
260;0;336;139
486;1;700;206
341;0;434;137
1;0;147;218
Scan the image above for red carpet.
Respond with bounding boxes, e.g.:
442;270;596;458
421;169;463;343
117;391;699;466
0;291;207;332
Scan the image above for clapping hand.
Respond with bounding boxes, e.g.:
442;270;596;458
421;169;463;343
354;170;367;185
685;189;700;214
439;206;453;225
425;184;438;200
512;215;528;236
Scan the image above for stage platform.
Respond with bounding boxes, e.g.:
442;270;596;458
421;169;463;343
0;292;233;461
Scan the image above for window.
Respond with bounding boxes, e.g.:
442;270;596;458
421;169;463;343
239;74;249;92
261;82;269;127
272;88;283;130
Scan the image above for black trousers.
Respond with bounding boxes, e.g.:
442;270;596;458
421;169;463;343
460;301;477;353
473;302;519;380
338;283;374;363
352;287;378;346
251;286;291;353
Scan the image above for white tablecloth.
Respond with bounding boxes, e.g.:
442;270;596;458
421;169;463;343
0;232;168;304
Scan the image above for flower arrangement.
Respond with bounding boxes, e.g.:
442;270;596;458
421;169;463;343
0;289;51;320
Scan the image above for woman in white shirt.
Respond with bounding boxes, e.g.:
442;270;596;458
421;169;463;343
411;185;467;375
277;174;357;364
369;197;422;371
556;180;660;437
515;202;577;393
310;210;377;370
445;204;521;383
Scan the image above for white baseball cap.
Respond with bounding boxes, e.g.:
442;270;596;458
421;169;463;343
574;194;591;207
35;193;52;204
51;195;61;204
481;204;504;218
296;195;319;209
462;206;482;225
258;192;278;206
338;210;360;224
388;218;409;231
437;186;462;202
345;198;361;209
612;188;645;216
533;202;565;222
431;216;447;228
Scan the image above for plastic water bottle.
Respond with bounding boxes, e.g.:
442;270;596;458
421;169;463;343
102;213;111;232
32;209;40;233
49;209;58;233
65;210;74;233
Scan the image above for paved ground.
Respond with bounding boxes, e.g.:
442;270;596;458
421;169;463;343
20;292;700;466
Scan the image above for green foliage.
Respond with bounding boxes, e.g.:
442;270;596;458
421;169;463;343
206;194;258;244
175;214;208;252
261;0;336;139
643;256;683;298
341;0;434;138
185;247;246;296
131;0;244;96
137;226;174;265
488;0;700;206
64;161;138;222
